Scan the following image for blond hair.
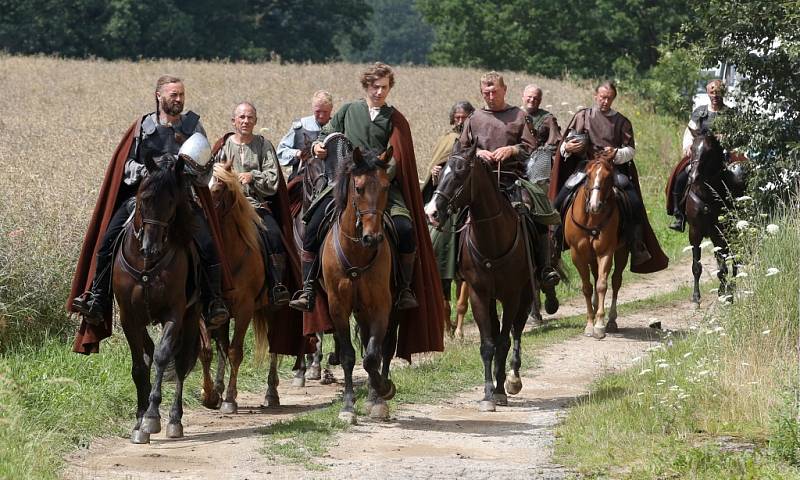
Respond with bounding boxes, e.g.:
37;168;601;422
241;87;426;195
480;71;506;89
312;90;333;107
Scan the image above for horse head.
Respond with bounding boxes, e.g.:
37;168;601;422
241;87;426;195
425;141;477;227
135;153;186;261
335;146;391;249
583;154;615;215
688;129;725;185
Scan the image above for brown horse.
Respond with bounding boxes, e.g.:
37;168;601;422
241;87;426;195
564;153;628;339
426;143;534;412
321;146;397;423
198;162;285;413
114;155;201;444
684;132;746;303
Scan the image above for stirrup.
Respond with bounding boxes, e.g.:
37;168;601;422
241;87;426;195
206;300;229;328
271;284;290;307
289;289;315;312
541;268;561;288
668;215;686;232
72;293;106;326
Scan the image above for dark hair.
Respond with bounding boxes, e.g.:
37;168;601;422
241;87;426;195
360;62;395;89
595;80;618;97
449;101;475;125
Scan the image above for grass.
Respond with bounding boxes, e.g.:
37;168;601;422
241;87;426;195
554;208;800;479
0;55;687;477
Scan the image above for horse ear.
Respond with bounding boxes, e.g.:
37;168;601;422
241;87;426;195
144;151;159;173
353;147;364;166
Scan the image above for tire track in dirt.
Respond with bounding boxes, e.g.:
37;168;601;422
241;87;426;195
63;254;719;480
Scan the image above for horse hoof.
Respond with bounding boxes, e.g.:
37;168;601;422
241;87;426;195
381;380;396;400
338;411;357;425
606;320;619;334
369;402;390;420
292;376;306;388
593;326;606;340
493;393;508;406
527;314;544;328
363;398;375;413
479;400;496;412
264;394;280;408
141;417;161;434
130;429;150;444
220;401;238;414
584;324;594;337
320;370;336;385
505;376;523;395
306;365;322;381
166;423;184;439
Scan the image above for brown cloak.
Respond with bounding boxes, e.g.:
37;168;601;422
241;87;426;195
549;108;668;274
211;133;307;355
70;120;233;354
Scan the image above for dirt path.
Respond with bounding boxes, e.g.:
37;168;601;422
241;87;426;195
63;254;718;480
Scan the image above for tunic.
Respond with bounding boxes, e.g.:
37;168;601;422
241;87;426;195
216;135;280;207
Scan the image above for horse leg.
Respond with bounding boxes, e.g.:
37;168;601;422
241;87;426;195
590;260;599;312
712;229;732;299
198;320;221;410
121;318;152;444
470;291;498;412
362;317;390;420
444;298;454;337
493;296;521;405
334;325;357;424
455;280;469;339
142;317;181;435
592;254;613;340
264;353;280;407
306;332;323;381
689;226;703;304
221;316;251;414
166;306;200;438
292;352;306;387
505;306;525;395
571;250;596;336
211;323;229;408
607;248;628;332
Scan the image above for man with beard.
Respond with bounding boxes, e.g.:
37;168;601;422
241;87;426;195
213;102;290;306
666;79;729;232
70;75;229;353
277;90;334;181
551;81;668;273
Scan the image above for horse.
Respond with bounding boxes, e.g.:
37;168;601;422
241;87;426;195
199;162;281;413
113;154;201;444
563;152;628;339
684;131;746;303
426;143;535;412
321;146;398;423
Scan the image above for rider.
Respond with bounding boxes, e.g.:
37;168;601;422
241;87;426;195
69;75;230;335
667;79;729;232
289;62;435;315
276;90;334;181
455;71;562;314
551;81;668;273
424;100;475;300
212;102;290;306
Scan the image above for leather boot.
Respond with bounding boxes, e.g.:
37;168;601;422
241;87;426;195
668;192;686;232
289;251;317;312
204;263;230;327
72;252;113;325
395;252;419;310
536;233;560;288
630;225;652;266
268;253;290;307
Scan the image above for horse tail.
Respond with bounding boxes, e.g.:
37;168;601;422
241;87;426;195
252;309;270;365
555;258;570;288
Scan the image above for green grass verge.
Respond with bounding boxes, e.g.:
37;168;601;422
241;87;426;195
554;210;800;479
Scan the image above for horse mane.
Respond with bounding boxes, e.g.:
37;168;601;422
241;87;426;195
333;148;385;213
212;163;261;254
138;162;193;247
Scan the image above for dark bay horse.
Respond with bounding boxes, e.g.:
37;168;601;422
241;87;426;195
113;155;201;444
426;144;534;412
200;162;281;413
563;153;628;339
684;132;746;303
321;146;398;423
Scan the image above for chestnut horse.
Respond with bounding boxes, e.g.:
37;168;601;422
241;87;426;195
322;146;398;423
199;162;281;413
684;132;746;303
426;143;535;412
114;155;201;444
564;153;628;339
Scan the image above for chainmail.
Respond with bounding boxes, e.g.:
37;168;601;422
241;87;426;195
527;146;555;183
322;132;354;187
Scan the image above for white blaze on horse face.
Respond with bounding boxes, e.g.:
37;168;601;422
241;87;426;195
588;168;602;213
424;198;438;226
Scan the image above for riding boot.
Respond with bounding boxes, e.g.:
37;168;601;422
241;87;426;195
395;252;419;310
536;233;560;288
268;253;290;307
71;252;113;325
289;251;317;312
668;191;686;232
630;225;652;266
204;263;230;327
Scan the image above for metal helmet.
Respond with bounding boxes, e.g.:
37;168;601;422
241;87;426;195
178;132;212;177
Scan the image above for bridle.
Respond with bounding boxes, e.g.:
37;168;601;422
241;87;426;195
570;160;615;238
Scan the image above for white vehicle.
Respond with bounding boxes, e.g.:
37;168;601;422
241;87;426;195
692;62;743;110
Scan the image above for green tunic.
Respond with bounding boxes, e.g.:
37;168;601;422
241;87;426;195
316;99;410;219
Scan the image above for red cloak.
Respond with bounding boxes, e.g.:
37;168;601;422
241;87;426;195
665;153;691;214
70;119;233;354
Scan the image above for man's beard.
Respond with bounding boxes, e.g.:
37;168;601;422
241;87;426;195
160;98;183;116
454;124;464;134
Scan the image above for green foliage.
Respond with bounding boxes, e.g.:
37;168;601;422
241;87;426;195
769;389;800;466
0;0;372;62
416;0;692;77
623;46;702;118
682;0;800;210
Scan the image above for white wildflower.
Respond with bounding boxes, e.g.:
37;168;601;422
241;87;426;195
637;392;645;396
709;288;719;293
713;326;724;332
741;362;750;366
762;329;771;335
735;195;753;202
682;245;694;253
700;240;712;249
631;356;642;362
698;370;710;376
658;363;670;369
683;352;693;358
717;295;733;303
560;101;570;105
766;267;780;276
735;271;748;278
712;246;723;252
736;220;750;230
766;224;780;234
639;369;652;375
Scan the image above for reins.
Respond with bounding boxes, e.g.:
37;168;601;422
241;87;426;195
120;221;177;324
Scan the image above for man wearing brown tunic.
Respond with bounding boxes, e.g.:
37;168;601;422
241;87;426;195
551;81;668;273
456;72;561;314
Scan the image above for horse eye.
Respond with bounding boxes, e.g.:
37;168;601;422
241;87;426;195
356;186;365;195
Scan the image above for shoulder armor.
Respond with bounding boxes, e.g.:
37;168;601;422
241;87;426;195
180;111;200;136
292;119;302;130
141;113;157;136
